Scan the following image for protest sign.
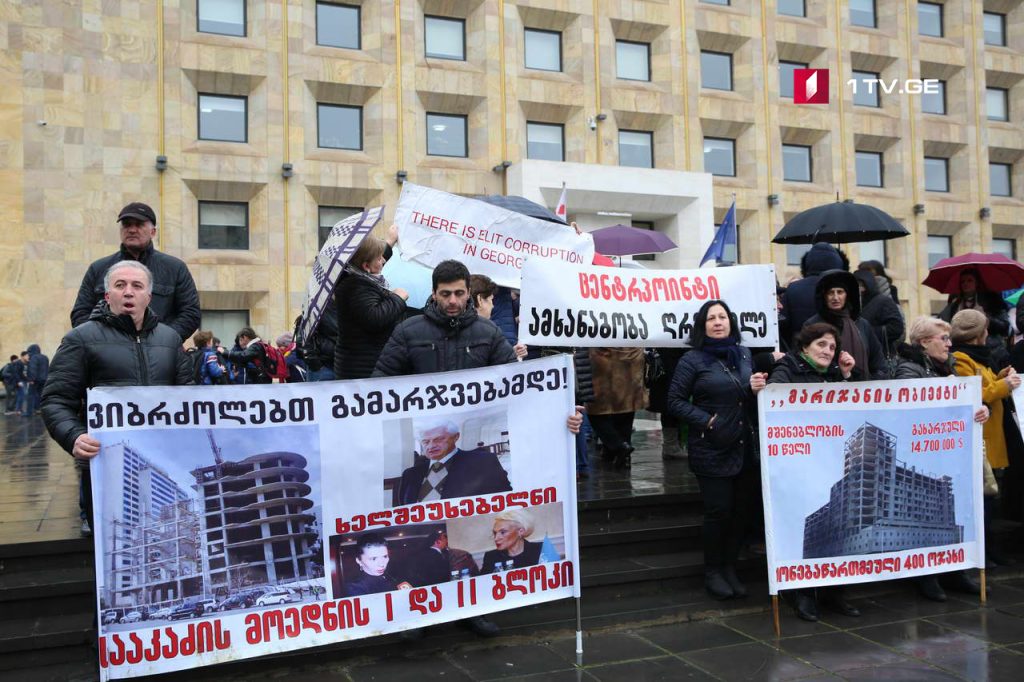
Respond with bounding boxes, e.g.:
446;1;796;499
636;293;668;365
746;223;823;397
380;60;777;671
759;377;984;595
87;356;579;679
518;261;778;347
393;183;594;289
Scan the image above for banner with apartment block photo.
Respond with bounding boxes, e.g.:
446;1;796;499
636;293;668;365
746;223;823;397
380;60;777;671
87;355;580;680
758;377;985;595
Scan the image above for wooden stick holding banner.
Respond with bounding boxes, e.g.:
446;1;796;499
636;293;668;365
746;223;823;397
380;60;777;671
772;596;781;638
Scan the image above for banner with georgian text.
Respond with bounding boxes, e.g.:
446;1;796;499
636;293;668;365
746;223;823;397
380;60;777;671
88;356;579;679
758;377;984;595
518;261;778;348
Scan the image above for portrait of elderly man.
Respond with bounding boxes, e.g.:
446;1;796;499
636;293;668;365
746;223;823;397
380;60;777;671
397;418;512;505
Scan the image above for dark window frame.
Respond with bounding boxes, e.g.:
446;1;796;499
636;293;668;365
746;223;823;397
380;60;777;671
927;234;953;268
703;136;736;177
990;162;1013;197
924;156;950;193
860;240;889;266
424;15;467;61
525;121;566;161
318;205;362;248
987;87;1010;122
779;60;810;99
197;93;248;143
852;70;882;107
993;237;1017;260
855;150;884;187
849;0;877;28
198;200;250;250
700;50;734;91
778;0;806;18
315;1;361;50
919;2;944;38
922;79;947;115
197;0;247;37
984;12;1007;47
632;220;657;261
523;27;562;72
425;112;469;158
615;39;652;82
701;0;731;5
618;129;655;168
316;103;363;150
782;143;813;183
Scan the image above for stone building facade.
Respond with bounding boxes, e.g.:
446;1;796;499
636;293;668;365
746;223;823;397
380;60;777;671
3;1;1022;354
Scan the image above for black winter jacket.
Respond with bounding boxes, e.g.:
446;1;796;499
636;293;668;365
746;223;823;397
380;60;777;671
373;302;517;376
334;270;410;379
667;347;758;477
767;352;848;385
221;339;271;384
41;304;192;455
854;271;905;355
893;343;955;379
26;344;49;384
71;243;201;342
781;243;848;344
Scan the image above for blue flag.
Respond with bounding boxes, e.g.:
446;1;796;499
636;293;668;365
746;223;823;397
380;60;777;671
539;534;561;563
699;200;737;267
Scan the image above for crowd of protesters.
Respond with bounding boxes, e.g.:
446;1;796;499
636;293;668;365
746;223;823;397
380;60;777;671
8;198;1023;630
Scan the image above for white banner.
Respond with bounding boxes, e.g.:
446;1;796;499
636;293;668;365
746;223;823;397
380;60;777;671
393;183;594;289
87;357;579;679
518;261;779;347
759;377;985;595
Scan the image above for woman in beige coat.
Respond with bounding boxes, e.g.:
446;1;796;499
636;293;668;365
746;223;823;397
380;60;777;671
588;347;648;468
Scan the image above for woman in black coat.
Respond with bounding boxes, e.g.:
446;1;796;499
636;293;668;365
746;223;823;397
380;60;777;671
333;236;410;379
804;269;886;380
667;300;767;600
768;323;861;623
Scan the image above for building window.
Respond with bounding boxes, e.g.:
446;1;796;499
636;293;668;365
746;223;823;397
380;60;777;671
426;113;467;157
860;240;887;266
200;310;250;347
319;206;360;248
856;151;883;187
927;235;952;267
921;80;946;114
783;144;812;182
424;16;465;61
524;29;561;72
703;137;735;176
198;94;247;142
993;238;1017;260
779;61;808;99
924;157;949;192
778;0;805;18
197;0;245;37
850;0;876;28
616;40;651;82
619;130;654;168
984;12;1007;47
317;104;362;150
991;162;1012;197
987;88;1009;122
701;51;733;91
316;2;360;50
852;70;881;107
526;122;564;161
632;220;656;261
702;0;730;5
198;201;248;250
919;2;943;38
787;243;811;266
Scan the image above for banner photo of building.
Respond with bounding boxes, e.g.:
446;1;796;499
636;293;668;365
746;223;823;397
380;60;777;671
758;377;984;595
393;183;594;289
87;356;579;680
517;261;778;348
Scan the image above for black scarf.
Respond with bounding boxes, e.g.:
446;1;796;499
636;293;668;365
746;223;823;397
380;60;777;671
951;342;992;368
701;337;744;369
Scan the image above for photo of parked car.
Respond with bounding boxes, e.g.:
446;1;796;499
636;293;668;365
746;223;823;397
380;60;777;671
214;589;264;612
169;597;216;620
255;589;297;607
149;606;173;620
120;611;144;624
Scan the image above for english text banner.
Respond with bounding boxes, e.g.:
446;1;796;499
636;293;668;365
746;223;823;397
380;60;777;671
87;357;579;679
518;261;778;347
393;183;594;289
759;377;984;595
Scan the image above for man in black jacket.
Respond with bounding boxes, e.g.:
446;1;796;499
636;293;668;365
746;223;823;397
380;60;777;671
71;202;201;343
23;343;49;417
42;260;192;527
218;327;272;384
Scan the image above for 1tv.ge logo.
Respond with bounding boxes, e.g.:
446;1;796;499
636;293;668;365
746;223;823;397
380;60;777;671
794;68;941;104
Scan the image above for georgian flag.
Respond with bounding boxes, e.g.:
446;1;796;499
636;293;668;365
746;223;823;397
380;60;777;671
555;183;568;221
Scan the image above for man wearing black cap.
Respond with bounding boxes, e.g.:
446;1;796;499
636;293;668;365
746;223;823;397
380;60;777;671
70;202;201;342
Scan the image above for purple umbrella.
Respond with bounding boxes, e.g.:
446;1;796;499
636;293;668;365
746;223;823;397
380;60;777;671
589;224;677;256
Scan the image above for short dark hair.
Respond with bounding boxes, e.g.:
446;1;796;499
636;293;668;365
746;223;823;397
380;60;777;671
470;274;497;304
9;355;16;362
355;532;388;557
20;351;28;358
237;327;257;340
689;299;742;348
794;322;841;353
432;260;470;292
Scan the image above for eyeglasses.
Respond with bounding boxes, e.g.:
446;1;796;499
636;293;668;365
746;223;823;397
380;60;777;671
928;334;951;342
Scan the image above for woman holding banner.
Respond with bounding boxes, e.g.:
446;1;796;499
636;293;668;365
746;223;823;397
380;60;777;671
667;300;765;601
768;323;862;622
895;315;993;600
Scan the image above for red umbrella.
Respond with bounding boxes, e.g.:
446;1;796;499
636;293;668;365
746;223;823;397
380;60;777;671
592;253;616;267
922;252;1024;294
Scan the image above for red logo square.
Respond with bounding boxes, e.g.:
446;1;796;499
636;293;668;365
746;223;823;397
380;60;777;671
794;68;829;104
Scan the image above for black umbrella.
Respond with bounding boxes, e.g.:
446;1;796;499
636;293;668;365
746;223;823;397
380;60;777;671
772;201;909;244
475;195;567;225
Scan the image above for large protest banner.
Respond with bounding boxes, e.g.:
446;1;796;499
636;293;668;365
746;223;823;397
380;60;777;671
87;356;579;680
393;183;594;288
759;377;984;595
518;261;778;348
